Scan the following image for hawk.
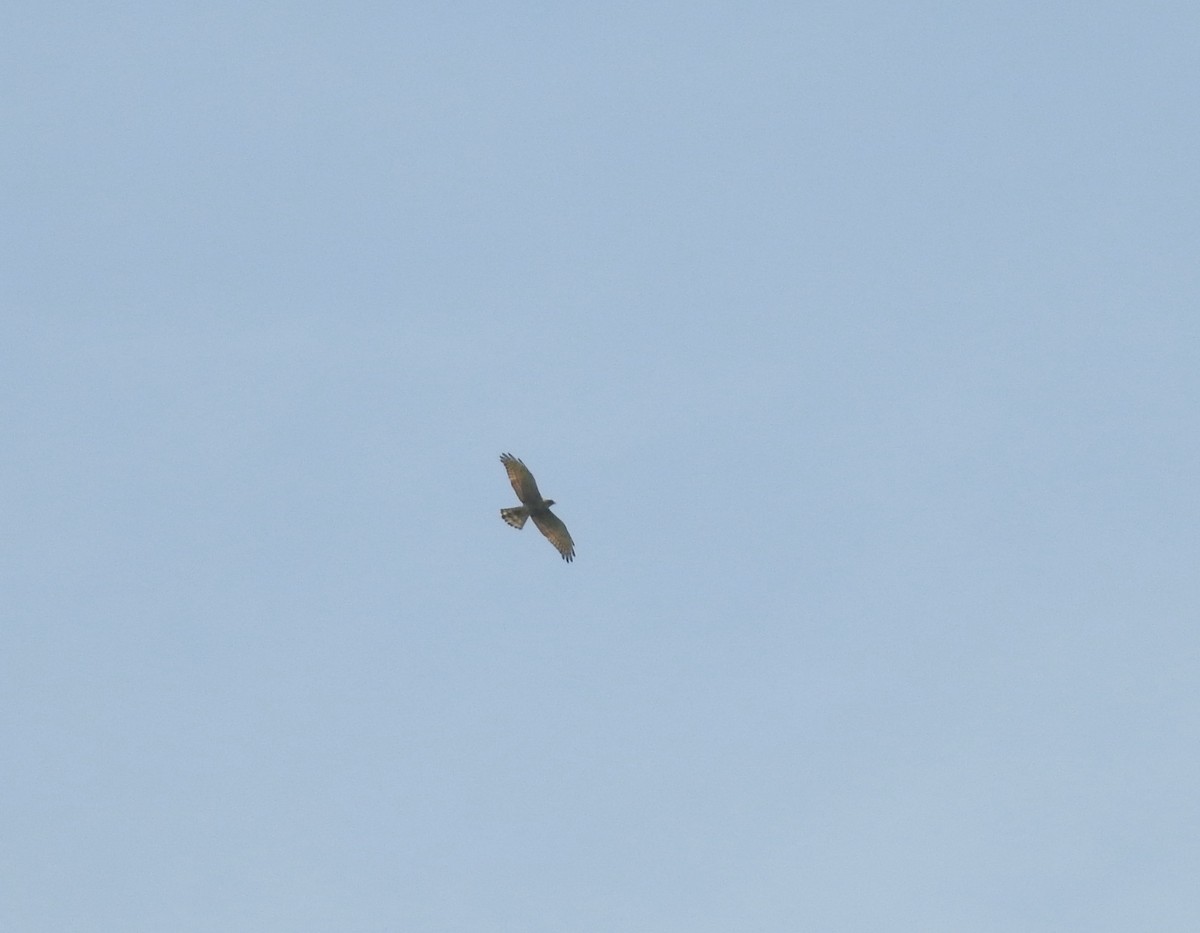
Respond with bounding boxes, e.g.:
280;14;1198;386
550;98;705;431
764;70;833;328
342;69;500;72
499;453;575;562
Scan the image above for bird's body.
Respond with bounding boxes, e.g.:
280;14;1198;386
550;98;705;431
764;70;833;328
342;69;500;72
499;453;575;562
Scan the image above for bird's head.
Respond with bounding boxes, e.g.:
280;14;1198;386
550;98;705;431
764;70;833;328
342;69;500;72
543;499;556;508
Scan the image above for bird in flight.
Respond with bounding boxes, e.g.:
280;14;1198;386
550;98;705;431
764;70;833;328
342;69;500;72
499;453;575;562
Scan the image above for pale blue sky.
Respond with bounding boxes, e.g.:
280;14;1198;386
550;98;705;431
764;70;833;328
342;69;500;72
3;3;1198;931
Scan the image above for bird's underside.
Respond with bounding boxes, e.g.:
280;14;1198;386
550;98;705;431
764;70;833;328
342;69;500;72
499;453;575;562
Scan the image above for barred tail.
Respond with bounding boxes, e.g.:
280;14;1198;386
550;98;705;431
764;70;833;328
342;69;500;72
501;507;530;529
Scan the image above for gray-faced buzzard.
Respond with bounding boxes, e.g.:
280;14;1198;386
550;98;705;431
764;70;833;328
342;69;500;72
499;453;575;562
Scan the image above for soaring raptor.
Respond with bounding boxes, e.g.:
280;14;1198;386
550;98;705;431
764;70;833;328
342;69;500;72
499;453;575;562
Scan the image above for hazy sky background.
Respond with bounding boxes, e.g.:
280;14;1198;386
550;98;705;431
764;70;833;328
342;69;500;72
3;3;1198;931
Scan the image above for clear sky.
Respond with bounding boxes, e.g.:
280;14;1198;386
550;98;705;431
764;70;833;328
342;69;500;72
3;3;1198;931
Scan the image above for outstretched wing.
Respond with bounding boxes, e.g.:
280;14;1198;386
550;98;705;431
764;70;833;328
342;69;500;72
500;453;542;505
532;509;575;562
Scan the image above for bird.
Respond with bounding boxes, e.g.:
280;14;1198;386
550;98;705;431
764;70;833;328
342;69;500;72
499;453;575;562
